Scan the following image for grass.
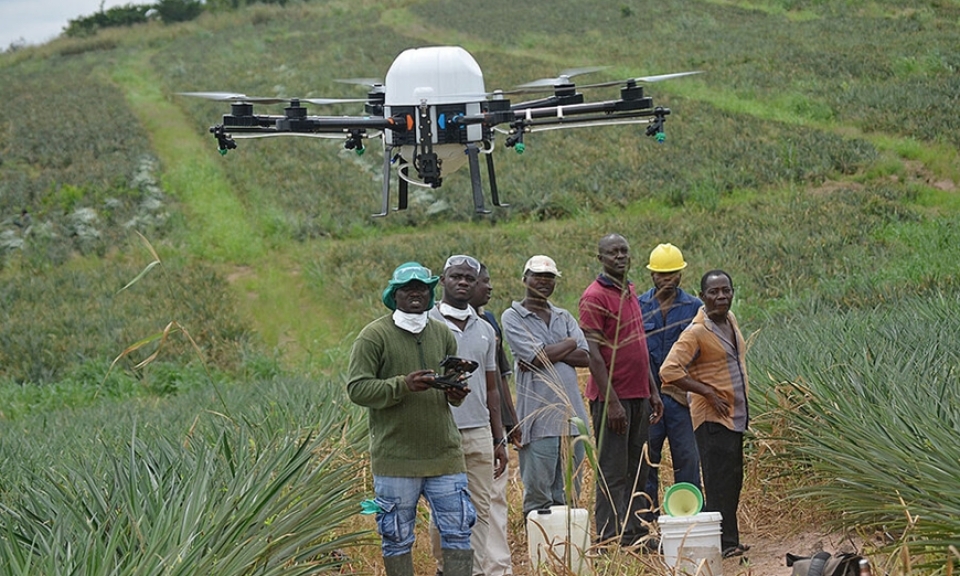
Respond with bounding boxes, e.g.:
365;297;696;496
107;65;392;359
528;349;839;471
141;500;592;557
0;377;373;576
1;0;959;573
112;53;265;263
749;294;960;571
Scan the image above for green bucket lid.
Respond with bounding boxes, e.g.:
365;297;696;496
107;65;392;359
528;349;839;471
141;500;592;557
662;482;704;517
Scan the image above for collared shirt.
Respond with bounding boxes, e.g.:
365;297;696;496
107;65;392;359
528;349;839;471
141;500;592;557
429;305;498;430
660;307;750;432
579;274;651;401
501;301;590;445
638;286;703;395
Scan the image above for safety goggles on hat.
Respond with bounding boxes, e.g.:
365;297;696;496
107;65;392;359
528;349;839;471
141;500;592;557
383;262;440;311
392;265;434;284
443;255;481;273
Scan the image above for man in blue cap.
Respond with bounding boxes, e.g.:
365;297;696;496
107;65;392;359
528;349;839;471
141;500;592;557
347;262;476;576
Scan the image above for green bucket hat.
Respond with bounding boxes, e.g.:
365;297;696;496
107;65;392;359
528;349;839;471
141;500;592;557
381;262;440;311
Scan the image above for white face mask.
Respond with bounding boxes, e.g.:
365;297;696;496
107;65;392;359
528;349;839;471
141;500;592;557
393;310;429;334
439;302;473;321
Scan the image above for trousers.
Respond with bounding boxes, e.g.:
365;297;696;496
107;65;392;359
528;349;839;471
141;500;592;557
643;394;701;513
374;473;475;557
431;427;497;576
695;422;743;549
518;436;585;516
591;398;651;546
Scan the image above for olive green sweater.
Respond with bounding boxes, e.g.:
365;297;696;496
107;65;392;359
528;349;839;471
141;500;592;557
346;315;465;477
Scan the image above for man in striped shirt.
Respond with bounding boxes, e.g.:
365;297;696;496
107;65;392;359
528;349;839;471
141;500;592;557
659;269;751;560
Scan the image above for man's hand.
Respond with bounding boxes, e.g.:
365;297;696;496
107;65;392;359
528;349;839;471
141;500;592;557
508;426;523;449
704;389;730;417
444;385;471;404
405;369;438;392
493;442;508;479
603;399;628;435
649;391;664;425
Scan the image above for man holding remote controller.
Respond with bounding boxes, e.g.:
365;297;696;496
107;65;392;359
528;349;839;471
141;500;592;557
347;261;476;576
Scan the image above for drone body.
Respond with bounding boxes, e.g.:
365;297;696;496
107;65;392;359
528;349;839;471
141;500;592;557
182;46;699;216
383;47;488;193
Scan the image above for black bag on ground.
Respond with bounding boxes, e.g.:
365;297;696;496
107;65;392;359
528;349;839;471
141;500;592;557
786;551;863;576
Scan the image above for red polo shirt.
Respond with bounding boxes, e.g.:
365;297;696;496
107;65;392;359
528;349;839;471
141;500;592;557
579;275;652;400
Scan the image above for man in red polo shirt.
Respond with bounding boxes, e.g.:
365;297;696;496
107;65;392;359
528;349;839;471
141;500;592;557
579;233;663;550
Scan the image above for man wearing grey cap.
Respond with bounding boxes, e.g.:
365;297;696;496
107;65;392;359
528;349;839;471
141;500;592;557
347;262;476;576
501;255;591;516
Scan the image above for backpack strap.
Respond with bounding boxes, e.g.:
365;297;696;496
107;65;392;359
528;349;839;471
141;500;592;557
831;553;864;576
807;551;833;576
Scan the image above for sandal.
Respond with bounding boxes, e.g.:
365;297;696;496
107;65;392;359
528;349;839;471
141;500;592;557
722;544;750;559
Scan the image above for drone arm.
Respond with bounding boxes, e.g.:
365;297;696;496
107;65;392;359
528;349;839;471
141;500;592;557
510;96;654;119
220;114;408;133
453;94;656;131
212;112;412;154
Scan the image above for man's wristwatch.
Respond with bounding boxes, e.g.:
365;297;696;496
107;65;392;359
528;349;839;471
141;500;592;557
493;437;507;448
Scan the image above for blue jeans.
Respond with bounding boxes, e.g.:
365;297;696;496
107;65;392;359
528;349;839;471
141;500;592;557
518;436;585;516
644;394;701;513
373;474;476;557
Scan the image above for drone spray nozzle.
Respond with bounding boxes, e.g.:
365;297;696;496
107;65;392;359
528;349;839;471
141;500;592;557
644;106;670;142
344;130;365;155
210;125;237;154
505;124;525;152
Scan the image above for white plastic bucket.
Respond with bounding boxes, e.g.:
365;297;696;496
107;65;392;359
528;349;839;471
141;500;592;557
658;511;723;575
526;506;591;575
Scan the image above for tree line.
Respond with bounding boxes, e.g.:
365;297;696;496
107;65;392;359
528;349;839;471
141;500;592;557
64;0;296;38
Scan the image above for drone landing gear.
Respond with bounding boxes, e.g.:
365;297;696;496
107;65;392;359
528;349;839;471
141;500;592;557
375;148;395;217
374;148;414;217
465;143;508;214
486;151;507;209
465;144;490;214
374;144;508;217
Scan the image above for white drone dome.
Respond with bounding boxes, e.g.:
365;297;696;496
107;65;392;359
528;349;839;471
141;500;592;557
384;46;485;106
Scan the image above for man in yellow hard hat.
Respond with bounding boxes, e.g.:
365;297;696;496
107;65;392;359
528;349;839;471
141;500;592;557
638;244;703;521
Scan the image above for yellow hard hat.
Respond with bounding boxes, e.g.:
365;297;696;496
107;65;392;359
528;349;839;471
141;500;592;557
647;243;688;272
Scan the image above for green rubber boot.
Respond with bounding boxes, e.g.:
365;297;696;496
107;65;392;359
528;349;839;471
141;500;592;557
383;553;414;576
441;549;474;576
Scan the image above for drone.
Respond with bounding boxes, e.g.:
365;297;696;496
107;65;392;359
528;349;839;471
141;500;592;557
181;46;700;217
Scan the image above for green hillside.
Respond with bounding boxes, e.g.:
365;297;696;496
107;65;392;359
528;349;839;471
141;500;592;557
1;0;958;573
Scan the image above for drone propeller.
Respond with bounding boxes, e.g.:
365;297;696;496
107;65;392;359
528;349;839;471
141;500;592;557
578;70;703;89
179;92;366;105
299;97;368;105
335;78;384;88
507;66;609;93
179;91;273;103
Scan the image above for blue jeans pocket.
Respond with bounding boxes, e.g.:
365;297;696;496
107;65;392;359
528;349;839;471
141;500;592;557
374;497;405;543
432;481;477;534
